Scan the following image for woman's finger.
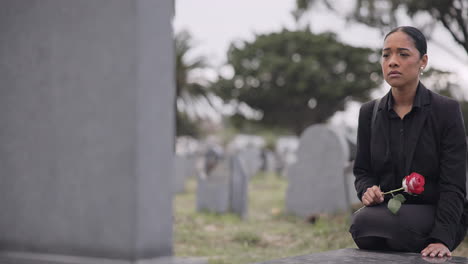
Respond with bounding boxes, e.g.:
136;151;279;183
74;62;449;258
422;243;449;257
438;247;451;258
370;186;383;202
430;248;440;258
362;196;370;206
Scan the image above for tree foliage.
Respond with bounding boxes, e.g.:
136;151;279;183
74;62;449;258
353;0;467;54
176;30;207;99
422;69;468;133
175;30;208;137
213;29;382;135
297;0;468;55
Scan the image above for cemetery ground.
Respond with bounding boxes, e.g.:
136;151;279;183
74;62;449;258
174;172;468;264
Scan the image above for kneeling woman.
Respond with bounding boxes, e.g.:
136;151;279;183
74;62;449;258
350;26;468;258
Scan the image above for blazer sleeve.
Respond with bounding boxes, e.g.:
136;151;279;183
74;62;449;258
353;101;379;200
429;100;467;250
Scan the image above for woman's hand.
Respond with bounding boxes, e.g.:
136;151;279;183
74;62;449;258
421;243;451;258
361;185;384;206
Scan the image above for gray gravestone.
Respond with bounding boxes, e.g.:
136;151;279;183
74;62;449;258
238;147;262;179
196;160;231;213
230;155;248;218
186;155;197;178
174;156;187;193
196;155;249;218
0;0;176;262
286;124;350;218
174;155;196;193
345;161;361;205
262;150;277;173
276;136;299;177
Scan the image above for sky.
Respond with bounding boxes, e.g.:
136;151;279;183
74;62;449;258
174;0;468;129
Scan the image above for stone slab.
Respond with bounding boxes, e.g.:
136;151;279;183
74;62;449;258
253;248;468;264
0;252;207;264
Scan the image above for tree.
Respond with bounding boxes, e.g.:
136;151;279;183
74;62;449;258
355;0;467;54
213;29;382;135
175;30;210;137
422;69;468;133
296;0;468;55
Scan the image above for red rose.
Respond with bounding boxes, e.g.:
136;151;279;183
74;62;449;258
380;172;426;214
402;172;425;195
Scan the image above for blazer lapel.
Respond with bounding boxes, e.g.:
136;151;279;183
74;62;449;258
404;84;431;175
372;93;391;159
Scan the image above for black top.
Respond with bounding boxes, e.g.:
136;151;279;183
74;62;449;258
386;86;422;191
353;82;468;250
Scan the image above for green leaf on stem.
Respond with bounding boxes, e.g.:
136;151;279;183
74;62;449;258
393;194;406;203
388;198;402;215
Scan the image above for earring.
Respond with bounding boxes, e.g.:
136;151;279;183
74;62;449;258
420;67;424;76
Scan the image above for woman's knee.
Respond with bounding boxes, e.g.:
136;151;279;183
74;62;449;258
354;236;388;250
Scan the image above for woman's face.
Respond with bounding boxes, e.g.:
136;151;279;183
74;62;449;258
381;31;427;89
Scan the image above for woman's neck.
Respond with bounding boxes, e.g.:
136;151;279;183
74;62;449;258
391;81;418;107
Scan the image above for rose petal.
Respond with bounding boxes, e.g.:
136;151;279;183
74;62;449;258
403;173;426;195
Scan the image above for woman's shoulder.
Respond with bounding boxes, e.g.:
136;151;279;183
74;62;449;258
427;89;463;123
360;99;379;113
429;89;460;108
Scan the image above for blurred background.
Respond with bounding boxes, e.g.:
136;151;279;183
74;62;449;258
171;1;468;263
173;0;468;145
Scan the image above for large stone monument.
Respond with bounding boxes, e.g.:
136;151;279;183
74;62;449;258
0;0;177;263
286;124;350;218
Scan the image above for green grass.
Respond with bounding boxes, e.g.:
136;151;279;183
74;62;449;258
174;172;356;263
174;172;468;263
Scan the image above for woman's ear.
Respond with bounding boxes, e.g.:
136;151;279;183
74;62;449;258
420;54;428;69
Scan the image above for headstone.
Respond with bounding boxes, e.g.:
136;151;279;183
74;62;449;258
203;145;224;175
275;136;299;177
176;136;201;156
196;154;249;218
286;124;350;218
227;134;265;153
174;155;196;193
186;155;197;178
261;150;277;173
0;253;208;264
0;0;175;262
229;155;248;218
344;161;361;205
196;160;231;213
174;155;189;193
237;147;262;179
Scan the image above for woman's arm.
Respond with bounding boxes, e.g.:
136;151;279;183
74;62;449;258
353;101;379;201
429;100;467;250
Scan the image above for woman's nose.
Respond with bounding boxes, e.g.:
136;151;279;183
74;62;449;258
388;55;399;68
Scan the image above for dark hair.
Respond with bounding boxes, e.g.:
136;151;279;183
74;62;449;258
384;26;427;58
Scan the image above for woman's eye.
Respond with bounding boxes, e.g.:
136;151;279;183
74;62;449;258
382;54;389;58
400;53;409;57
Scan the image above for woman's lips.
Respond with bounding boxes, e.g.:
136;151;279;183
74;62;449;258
388;71;402;77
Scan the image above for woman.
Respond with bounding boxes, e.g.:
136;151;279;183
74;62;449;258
349;26;468;258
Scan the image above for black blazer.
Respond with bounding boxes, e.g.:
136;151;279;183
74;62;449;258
354;82;467;250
